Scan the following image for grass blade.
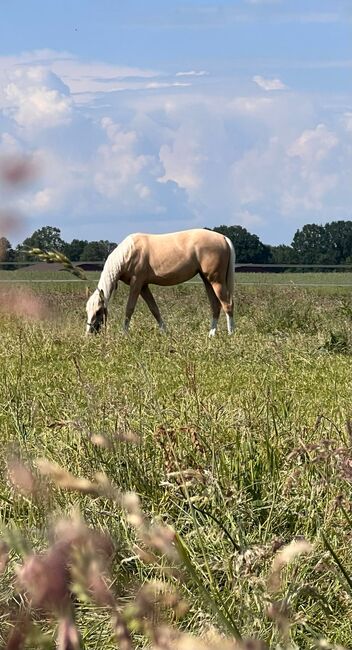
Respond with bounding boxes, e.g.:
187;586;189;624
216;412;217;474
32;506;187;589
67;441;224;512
174;532;242;640
322;532;352;596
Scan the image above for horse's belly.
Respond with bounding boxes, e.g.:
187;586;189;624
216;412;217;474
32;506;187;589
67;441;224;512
151;272;196;286
148;263;197;286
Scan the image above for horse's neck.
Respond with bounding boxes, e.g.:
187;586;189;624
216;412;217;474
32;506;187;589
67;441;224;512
97;257;119;303
97;237;133;302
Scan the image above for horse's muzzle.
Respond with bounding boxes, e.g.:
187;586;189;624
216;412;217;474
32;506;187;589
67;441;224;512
86;322;101;335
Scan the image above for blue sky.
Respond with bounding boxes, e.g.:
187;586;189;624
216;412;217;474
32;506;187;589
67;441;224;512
0;0;351;245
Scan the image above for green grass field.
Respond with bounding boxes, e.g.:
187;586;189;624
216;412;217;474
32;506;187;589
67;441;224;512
1;276;352;649
2;268;352;287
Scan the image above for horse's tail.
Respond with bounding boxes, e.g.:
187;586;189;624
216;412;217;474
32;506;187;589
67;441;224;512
224;236;235;302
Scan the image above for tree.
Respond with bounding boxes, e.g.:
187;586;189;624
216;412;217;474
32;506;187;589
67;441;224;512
63;239;88;261
0;237;15;268
292;224;329;264
211;225;271;263
269;245;297;265
80;240;117;262
18;226;66;260
324;220;352;265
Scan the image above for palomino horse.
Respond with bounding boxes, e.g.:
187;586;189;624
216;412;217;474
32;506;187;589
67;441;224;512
86;229;235;337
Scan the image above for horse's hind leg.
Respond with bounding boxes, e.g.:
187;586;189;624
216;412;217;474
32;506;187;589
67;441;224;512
201;276;221;337
211;282;234;335
141;285;165;331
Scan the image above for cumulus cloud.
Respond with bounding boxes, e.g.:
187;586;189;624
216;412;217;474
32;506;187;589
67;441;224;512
0;49;350;244
16;148;83;216
253;75;287;91
228;95;274;114
94;117;152;200
288;123;338;163
158;124;207;192
4;67;72;130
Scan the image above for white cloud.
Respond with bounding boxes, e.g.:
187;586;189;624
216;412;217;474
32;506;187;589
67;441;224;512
145;81;191;89
288;123;338;163
16;148;85;216
158;124;207;192
280;174;338;213
0;132;21;154
343;112;352;133
253;75;287;91
135;183;151;200
236;210;264;226
230;138;282;206
1;49;350;244
227;96;274;114
4;67;72;130
94;117;152;199
175;70;208;77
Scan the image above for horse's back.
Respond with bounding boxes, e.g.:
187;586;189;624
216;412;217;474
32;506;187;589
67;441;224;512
130;229;227;253
126;229;229;285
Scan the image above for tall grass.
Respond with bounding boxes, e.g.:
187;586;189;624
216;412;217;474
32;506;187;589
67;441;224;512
0;281;352;648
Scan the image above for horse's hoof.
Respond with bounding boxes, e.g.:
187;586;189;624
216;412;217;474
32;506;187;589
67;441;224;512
208;329;217;338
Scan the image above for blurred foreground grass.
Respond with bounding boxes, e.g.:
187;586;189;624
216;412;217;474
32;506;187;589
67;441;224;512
0;280;352;648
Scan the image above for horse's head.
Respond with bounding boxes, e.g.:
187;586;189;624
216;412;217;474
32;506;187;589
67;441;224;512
86;288;107;334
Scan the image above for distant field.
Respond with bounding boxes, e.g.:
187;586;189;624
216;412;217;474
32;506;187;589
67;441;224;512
1;279;352;647
1;269;352;288
236;271;352;287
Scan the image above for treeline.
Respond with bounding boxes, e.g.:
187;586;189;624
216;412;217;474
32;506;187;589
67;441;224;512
212;221;352;266
1;221;352;267
0;226;117;265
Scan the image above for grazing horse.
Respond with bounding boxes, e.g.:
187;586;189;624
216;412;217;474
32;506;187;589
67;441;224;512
86;228;235;337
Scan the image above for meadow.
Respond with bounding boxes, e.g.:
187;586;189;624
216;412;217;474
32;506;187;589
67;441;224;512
1;273;352;649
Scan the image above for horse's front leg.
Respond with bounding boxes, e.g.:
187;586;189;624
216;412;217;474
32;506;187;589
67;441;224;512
124;281;142;332
140;285;165;331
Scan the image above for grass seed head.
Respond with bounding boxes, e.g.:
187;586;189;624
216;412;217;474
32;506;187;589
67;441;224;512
7;458;37;497
57;616;81;650
268;539;313;593
16;546;71;613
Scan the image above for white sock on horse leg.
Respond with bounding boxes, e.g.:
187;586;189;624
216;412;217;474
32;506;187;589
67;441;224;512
159;320;166;332
226;314;234;335
209;318;218;337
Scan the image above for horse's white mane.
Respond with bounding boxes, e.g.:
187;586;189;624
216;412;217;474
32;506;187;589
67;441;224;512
97;235;135;302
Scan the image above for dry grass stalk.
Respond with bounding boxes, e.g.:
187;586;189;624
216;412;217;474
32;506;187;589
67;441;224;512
0;539;9;574
36;460;178;568
57;616;81;650
26;247;88;281
122;492;179;566
7;457;37;497
90;429;141;450
4;611;31;650
36;459;119;499
267;539;313;593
